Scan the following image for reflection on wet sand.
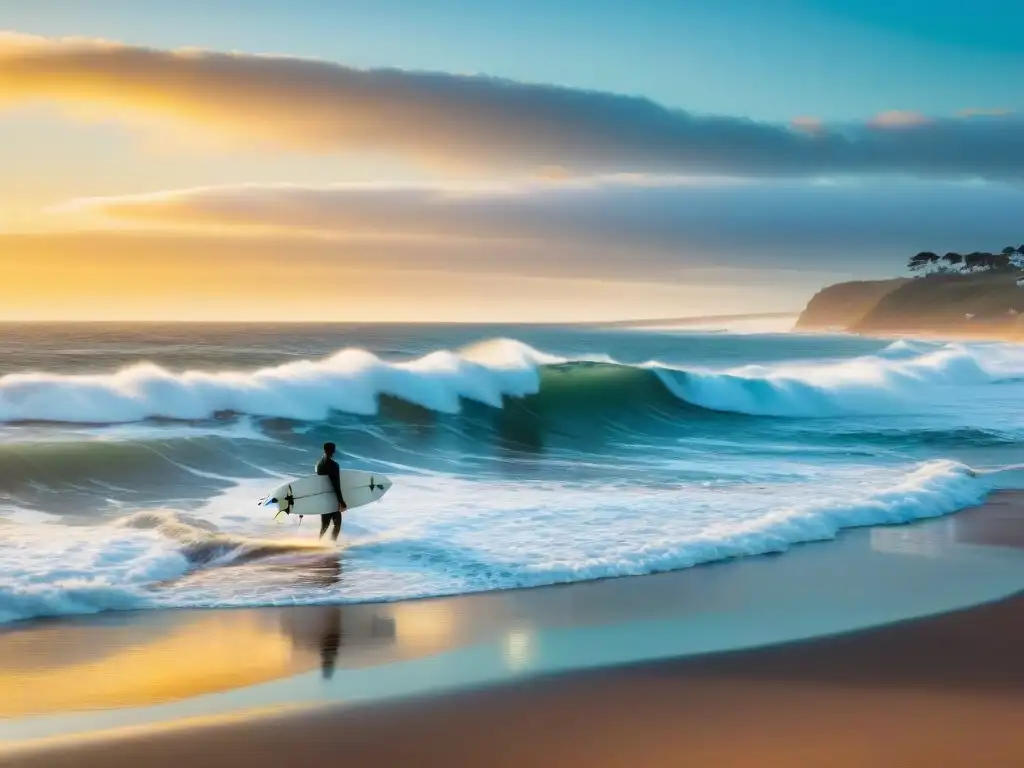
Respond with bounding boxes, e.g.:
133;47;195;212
950;495;1024;550
871;495;1024;557
0;543;791;718
3;494;1022;719
0;556;723;717
278;606;397;680
870;523;954;559
0;611;310;717
320;610;342;680
0;603;403;716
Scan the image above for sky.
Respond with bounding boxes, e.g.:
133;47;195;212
0;0;1021;321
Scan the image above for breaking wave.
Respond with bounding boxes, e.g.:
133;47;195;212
0;508;334;624
0;459;996;625
0;338;1021;424
2;335;1022;626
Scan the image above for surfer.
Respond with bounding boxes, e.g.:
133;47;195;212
315;442;347;542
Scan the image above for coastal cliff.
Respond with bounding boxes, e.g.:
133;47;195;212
853;272;1024;337
794;278;908;331
797;272;1024;338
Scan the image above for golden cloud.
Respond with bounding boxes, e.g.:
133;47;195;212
1;32;1022;178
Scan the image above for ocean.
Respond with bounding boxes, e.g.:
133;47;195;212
2;320;1024;625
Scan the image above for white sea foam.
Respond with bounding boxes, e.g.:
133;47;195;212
0;521;188;625
3;336;1024;625
325;459;989;590
655;341;1024;418
0;339;559;424
0;459;1000;624
0;337;1023;425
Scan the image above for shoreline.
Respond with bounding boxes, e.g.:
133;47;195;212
5;594;1023;766
0;458;1005;635
2;491;1023;765
794;323;1024;343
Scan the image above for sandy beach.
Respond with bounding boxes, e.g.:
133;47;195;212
2;493;1023;767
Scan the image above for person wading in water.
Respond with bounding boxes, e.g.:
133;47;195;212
315;442;347;542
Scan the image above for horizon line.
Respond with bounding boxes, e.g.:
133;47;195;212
0;311;801;326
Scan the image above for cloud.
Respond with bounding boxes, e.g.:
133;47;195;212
0;230;810;322
2;32;1024;179
866;110;931;128
61;176;1024;269
790;116;825;135
957;107;1014;118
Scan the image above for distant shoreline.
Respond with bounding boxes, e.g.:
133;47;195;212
0;313;802;328
571;311;798;328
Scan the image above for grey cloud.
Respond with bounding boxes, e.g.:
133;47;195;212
1;34;1022;179
68;176;1024;274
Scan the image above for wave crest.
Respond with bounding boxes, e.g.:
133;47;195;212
655;341;1023;417
0;338;1022;426
0;339;554;424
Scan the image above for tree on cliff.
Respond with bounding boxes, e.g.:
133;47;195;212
908;251;939;273
912;246;1022;276
963;252;992;272
986;251;1013;271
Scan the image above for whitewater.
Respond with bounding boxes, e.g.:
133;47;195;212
2;322;1024;625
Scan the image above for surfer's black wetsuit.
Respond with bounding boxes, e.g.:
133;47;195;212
315;453;346;542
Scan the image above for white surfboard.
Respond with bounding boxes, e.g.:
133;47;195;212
259;470;392;517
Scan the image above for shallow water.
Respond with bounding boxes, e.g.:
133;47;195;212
2;321;1024;624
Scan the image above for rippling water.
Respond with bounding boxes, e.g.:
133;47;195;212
2;321;1023;625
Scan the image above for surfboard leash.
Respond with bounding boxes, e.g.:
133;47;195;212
286;484;304;526
269;485;303;524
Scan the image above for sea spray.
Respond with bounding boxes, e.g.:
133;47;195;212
0;460;997;624
1;339;1023;424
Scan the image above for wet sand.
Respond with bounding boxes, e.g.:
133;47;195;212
2;493;1024;767
7;593;1022;768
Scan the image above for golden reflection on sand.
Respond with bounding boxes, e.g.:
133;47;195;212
0;599;461;717
0;612;318;717
389;601;459;654
6;495;1020;720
